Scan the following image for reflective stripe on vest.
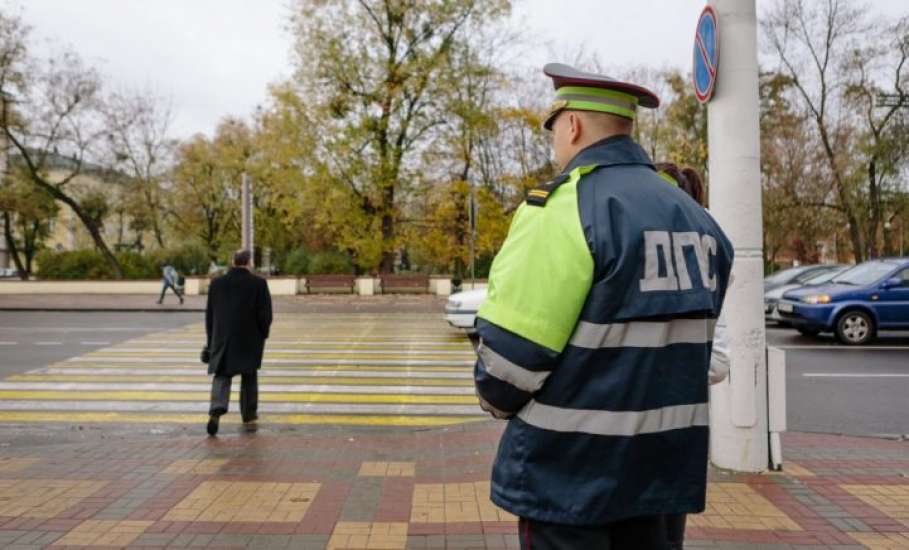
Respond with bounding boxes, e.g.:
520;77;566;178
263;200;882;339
569;319;716;349
478;340;550;393
518;400;709;437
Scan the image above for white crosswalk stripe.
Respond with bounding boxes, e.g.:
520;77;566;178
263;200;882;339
0;313;486;427
39;367;474;379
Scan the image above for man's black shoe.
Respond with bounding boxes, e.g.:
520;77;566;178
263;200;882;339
242;415;258;432
206;415;219;436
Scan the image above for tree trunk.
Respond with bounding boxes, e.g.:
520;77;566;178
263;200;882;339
846;212;864;263
57;196;123;278
25;218;40;274
2;212;28;280
866;159;882;259
146;185;166;248
379;210;395;273
153;216;165;248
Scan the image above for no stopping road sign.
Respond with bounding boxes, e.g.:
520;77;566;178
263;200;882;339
693;5;719;104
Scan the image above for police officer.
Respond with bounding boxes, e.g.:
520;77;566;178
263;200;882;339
473;64;734;550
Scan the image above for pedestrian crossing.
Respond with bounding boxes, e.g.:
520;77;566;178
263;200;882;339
0;314;487;427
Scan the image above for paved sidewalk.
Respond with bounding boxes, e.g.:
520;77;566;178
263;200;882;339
0;294;449;313
0;424;907;549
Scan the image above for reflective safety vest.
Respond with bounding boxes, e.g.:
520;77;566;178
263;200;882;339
474;134;734;525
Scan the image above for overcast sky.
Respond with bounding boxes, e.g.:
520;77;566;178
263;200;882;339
15;0;907;139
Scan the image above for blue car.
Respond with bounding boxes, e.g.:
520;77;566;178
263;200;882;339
777;258;909;345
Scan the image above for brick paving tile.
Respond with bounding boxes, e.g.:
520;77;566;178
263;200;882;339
327;521;408;548
0;419;906;548
51;519;153;546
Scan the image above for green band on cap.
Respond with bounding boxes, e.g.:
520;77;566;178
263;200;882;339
552;86;639;120
558;99;637;120
556;86;639;106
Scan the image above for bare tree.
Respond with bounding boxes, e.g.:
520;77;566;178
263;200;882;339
0;11;124;275
0;49;124;276
761;0;909;261
843;15;909;258
103;89;176;249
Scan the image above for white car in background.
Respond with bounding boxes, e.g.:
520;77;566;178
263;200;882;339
444;288;488;331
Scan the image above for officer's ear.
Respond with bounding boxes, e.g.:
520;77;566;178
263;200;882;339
567;112;583;144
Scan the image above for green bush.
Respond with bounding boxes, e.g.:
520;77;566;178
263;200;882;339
36;248;206;280
308;250;353;274
281;248;310;276
116;251;158;279
36;250;117;280
151;244;210;276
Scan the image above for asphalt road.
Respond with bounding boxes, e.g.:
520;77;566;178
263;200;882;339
766;326;909;438
0;311;200;377
0;312;906;439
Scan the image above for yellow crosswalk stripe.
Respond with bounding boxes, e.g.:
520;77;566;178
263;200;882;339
0;411;484;426
0;313;484;427
83;352;475;360
46;363;469;373
0;391;479;404
8;374;474;386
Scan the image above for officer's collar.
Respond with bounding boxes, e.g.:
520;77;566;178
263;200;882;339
561;134;654;175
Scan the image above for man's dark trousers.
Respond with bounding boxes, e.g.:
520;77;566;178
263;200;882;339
209;372;258;422
518;516;669;550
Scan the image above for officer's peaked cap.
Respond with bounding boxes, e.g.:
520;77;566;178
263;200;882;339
543;63;660;130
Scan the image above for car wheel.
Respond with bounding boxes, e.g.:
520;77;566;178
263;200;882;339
835;310;875;345
796;327;820;337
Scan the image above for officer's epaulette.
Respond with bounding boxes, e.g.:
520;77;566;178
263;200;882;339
526;173;570;207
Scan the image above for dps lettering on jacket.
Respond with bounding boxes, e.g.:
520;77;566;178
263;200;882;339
640;230;719;292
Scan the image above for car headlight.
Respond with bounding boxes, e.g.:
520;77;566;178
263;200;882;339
801;294;832;305
448;301;462;309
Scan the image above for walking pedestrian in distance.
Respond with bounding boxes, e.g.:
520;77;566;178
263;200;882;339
202;249;272;436
157;262;184;305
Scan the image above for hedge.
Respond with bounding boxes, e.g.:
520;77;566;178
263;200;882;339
36;245;211;280
308;251;353;274
35;250;154;280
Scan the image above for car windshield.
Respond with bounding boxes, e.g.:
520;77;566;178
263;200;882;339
803;267;848;285
765;266;811;285
793;266;837;284
831;261;898;286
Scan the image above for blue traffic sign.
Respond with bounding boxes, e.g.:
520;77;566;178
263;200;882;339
693;6;719;104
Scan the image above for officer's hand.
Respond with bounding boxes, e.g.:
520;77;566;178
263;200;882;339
478;395;514;420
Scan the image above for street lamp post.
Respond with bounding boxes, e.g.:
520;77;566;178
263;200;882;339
241;172;254;269
468;188;477;284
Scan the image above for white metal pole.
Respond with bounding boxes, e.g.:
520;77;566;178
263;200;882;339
707;0;769;473
0;123;8;270
469;189;476;283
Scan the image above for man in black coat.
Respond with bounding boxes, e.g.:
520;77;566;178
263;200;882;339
204;249;272;436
